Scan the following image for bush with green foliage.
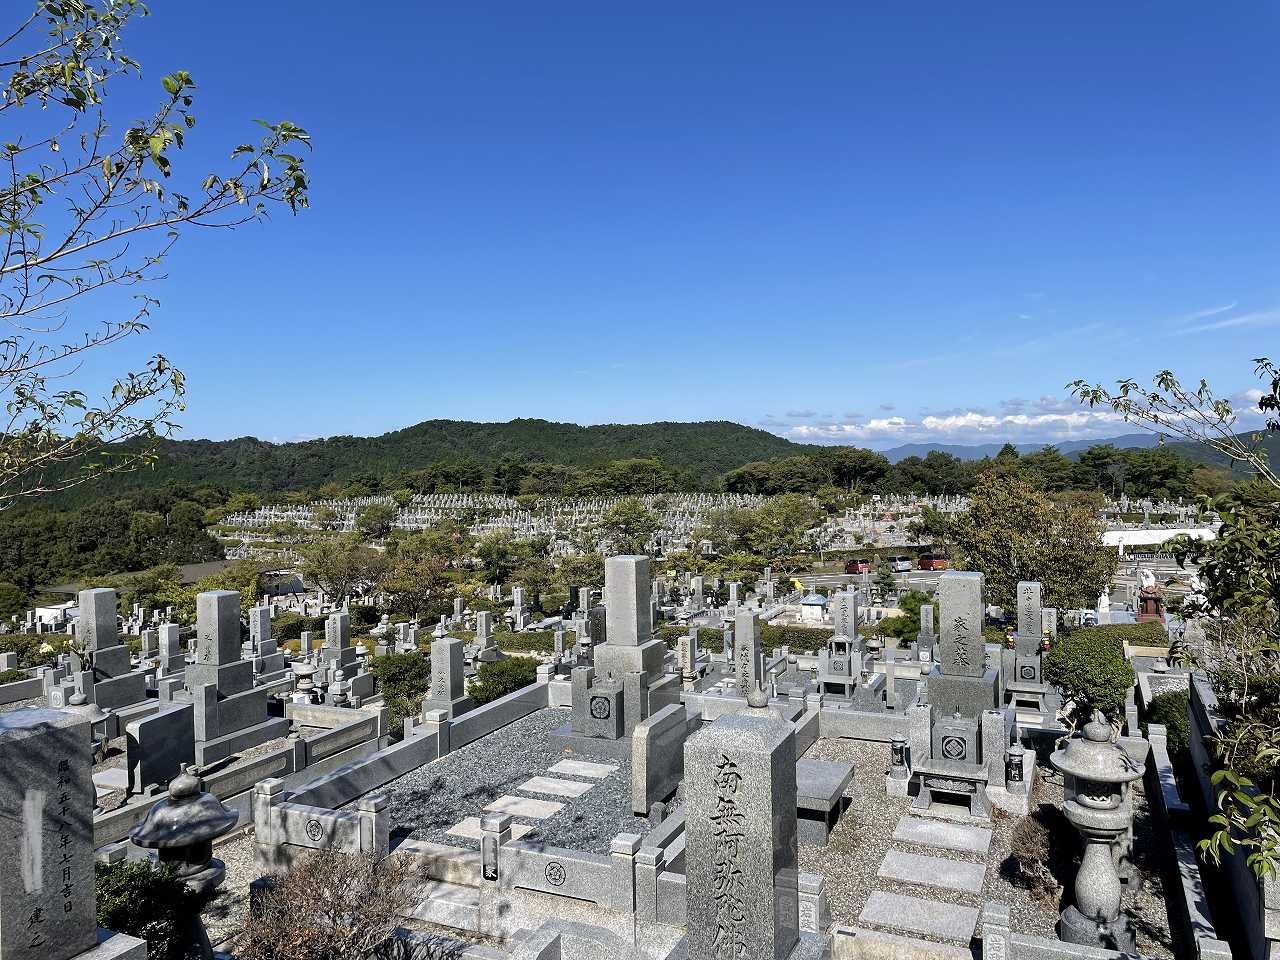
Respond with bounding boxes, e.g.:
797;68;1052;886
0;633;71;668
761;624;831;653
496;630;556;653
371;651;431;741
350;604;381;627
273;612;331;642
469;657;538;705
1043;627;1136;724
96;860;199;960
1145;689;1191;766
0;668;29;685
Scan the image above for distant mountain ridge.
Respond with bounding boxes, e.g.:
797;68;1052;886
44;419;1266;505
876;433;1164;463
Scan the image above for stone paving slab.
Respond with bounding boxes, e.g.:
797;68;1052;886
893;816;991;855
517;775;595;799
548;759;618;779
858;890;979;944
446;817;535;841
483;795;564;819
877;849;986;892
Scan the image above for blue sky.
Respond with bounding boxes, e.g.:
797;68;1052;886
69;1;1279;449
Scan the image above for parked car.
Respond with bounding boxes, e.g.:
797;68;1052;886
918;554;948;571
844;558;872;574
887;555;914;573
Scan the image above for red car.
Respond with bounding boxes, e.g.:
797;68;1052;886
918;554;949;571
844;558;872;574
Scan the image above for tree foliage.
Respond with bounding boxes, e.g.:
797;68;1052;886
949;473;1117;611
0;0;310;507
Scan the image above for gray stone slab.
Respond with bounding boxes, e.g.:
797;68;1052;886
858;890;979;944
516;776;594;799
892;816;992;855
483;795;563;819
877;849;986;892
548;759;617;779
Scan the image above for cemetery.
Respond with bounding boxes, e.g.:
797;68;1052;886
4;523;1266;960
0;7;1273;958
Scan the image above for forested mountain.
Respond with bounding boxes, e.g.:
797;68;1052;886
48;420;813;504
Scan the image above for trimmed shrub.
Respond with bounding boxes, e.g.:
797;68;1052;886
469;657;538;705
496;630;555;653
96;860;199;960
1145;688;1191;762
350;605;381;627
1071;621;1168;646
0;668;29;685
1043;628;1135;724
273;612;330;642
761;624;831;653
371;651;431;741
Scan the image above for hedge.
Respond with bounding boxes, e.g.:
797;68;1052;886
496;630;556;654
0;633;72;669
653;622;832;654
1065;621;1168;646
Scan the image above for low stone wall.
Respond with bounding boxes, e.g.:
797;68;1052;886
980;902;1232;960
94;711;382;847
1186;672;1278;960
254;777;389;872
0;675;43;705
448;677;552;751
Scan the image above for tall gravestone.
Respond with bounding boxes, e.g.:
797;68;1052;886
1003;580;1049;711
830;591;858;640
0;710;97;960
917;601;936;660
592;556;664;683
684;711;799;960
422;636;474;718
924;573;999;736
72;588;146;711
734;611;763;699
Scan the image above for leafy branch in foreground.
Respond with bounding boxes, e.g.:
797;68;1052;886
0;0;311;507
1068;358;1279;489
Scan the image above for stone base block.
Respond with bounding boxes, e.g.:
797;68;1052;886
93;672;149;711
886;774;910;797
591;638;666;683
548;720;633;760
422;695;475;719
83;929;148;960
195;715;289;765
985;749;1039;816
925;667;999;720
1059;905;1136;954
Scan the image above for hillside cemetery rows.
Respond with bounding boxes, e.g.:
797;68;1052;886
0;502;1248;960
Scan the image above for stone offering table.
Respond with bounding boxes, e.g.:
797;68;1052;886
796;758;854;845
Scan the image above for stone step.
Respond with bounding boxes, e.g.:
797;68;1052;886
892;816;992;855
858;891;979;945
832;926;974;960
406;879;479;931
877;849;986;893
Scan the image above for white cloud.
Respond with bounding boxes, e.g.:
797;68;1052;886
789;408;1128;447
1178;307;1280;335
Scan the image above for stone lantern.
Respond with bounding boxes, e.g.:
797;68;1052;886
129;765;238;958
1050;712;1146;952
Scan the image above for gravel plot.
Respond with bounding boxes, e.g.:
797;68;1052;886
797;738;1174;957
372;707;657;854
203;832;256;947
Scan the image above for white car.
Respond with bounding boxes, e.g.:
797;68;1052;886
887;555;913;573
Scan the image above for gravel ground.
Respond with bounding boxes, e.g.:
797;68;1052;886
370;707;657;854
797;738;1174;957
204;832;256;947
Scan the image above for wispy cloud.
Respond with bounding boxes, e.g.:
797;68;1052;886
1179;307;1280;336
1186;301;1238;321
785;409;817;419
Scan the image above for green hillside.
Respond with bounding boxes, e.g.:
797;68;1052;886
55;419;814;501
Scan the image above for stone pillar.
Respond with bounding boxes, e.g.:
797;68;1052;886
937;572;984;677
605;555;652;647
831;591;858;640
684;711;798;960
734;611;763;699
248;606;271;649
0;710;97;960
